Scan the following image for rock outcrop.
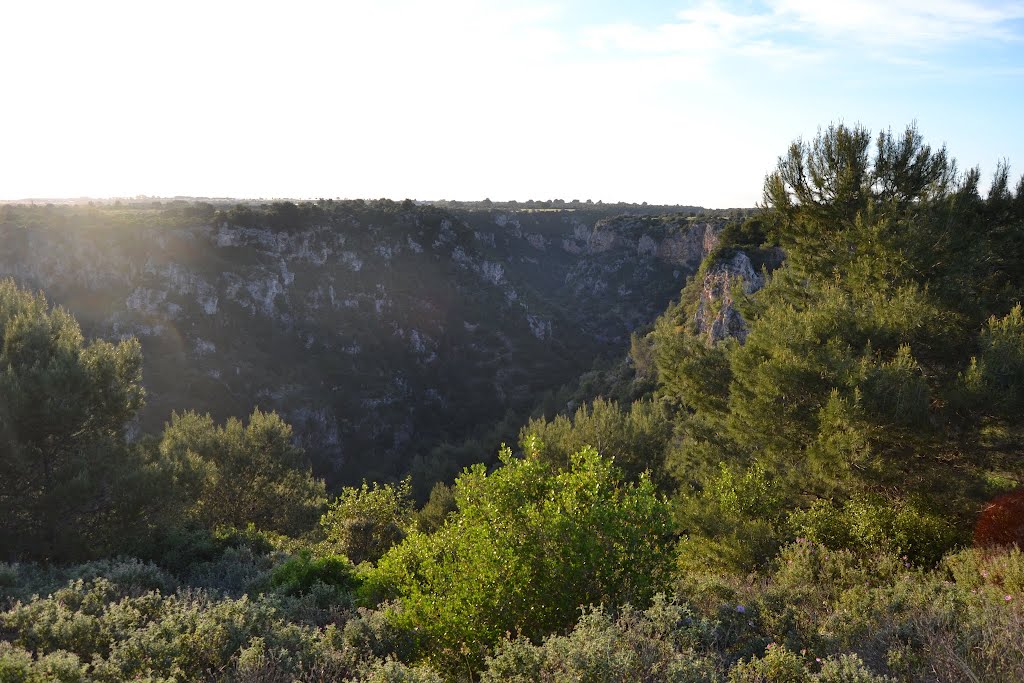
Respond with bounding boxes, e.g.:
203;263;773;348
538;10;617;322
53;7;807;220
692;251;764;344
0;201;722;483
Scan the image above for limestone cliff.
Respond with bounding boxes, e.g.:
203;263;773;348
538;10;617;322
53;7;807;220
692;252;765;344
0;201;721;483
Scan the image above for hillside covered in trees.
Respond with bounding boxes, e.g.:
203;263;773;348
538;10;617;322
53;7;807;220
0;199;726;488
3;124;1024;682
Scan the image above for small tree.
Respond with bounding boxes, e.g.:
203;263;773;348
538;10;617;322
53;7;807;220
159;409;326;536
368;445;675;671
320;478;413;564
414;481;456;533
519;398;673;486
0;279;146;560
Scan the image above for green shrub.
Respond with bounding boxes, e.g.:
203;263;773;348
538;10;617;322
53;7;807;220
788;495;958;566
413;482;456;534
816;654;892;682
1;580;320;682
320;479;414;565
677;463;788;572
752;542;918;664
158;409;327;537
482;597;720;683
67;558;176;596
518;397;674;486
340;604;420;665
182;545;277;596
360;659;444;683
269;551;359;597
943;544;1024;595
728;645;809;683
724;646;892;683
0;643;38;683
0;645;87;683
369;446;675;672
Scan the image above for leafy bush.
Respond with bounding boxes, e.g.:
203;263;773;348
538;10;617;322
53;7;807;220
677;462;788;572
159;409;327;536
1;580;316;682
481;596;720;683
0;559;175;611
519;397;674;486
269;551;358;597
133;525;287;595
368;445;675;671
788;495;959;565
413;482;456;533
816;654;893;682
728;645;891;682
319;479;413;565
181;544;277;597
0;560;432;682
0;642;87;683
728;644;809;683
690;543;1024;681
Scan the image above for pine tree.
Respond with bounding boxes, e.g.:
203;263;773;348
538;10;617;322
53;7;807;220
0;279;145;560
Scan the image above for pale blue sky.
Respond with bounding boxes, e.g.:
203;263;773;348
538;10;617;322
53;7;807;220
2;0;1022;207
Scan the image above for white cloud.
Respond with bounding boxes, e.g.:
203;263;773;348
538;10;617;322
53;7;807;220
773;0;1024;47
576;0;1024;66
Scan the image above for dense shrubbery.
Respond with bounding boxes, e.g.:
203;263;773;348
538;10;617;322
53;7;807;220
3;124;1024;680
269;551;359;598
3;545;1023;681
481;597;721;683
519;397;673;487
366;444;675;670
319;479;414;565
159;409;327;537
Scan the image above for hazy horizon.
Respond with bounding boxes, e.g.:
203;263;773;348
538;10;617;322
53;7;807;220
3;0;1023;208
0;195;725;208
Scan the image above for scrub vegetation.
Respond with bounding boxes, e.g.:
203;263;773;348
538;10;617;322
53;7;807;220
3;124;1024;681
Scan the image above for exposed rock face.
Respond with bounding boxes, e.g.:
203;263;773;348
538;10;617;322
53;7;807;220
0;202;721;484
693;251;764;343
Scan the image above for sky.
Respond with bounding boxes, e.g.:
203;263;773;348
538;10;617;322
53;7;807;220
2;0;1023;207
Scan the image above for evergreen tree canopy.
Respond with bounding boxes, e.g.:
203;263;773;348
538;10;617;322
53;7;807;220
655;124;1024;567
0;279;145;560
159;409;326;536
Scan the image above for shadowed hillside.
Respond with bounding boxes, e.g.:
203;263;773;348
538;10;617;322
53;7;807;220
0;199;731;484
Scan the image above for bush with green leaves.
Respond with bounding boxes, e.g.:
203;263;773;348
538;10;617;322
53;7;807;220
0;558;176;612
367;445;675;671
728;644;809;683
677;462;788;572
223;632;442;683
126;524;295;596
159;409;327;536
319;478;413;565
0;575;378;682
413;481;456;534
269;551;358;597
728;645;891;683
0;642;88;683
481;596;719;683
679;542;1024;681
788;495;959;566
519;397;673;486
